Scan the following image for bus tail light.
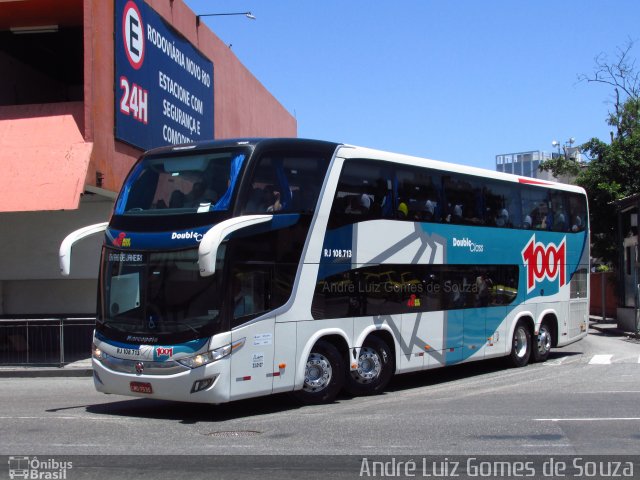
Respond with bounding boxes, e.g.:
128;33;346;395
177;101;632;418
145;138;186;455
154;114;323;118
176;338;245;369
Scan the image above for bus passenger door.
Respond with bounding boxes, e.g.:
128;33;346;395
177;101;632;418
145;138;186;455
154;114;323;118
229;265;276;401
230;318;275;400
272;321;297;394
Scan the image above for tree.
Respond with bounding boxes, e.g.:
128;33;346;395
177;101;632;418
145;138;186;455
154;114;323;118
540;42;640;266
537;150;582;178
577;39;640;139
580;123;640;265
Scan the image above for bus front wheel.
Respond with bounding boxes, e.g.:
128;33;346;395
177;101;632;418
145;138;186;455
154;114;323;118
344;336;394;396
508;321;531;368
293;340;345;404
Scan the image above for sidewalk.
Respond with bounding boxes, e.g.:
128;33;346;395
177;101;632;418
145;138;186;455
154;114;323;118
589;315;640;338
0;357;92;378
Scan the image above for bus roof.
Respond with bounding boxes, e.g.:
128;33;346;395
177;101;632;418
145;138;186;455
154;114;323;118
142;138;340;157
140;138;586;196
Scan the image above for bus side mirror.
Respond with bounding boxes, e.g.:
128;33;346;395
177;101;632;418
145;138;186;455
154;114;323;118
198;215;272;277
59;222;109;276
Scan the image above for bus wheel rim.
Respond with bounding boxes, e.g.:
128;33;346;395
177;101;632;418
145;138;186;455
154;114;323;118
303;353;332;392
514;328;528;358
352;347;382;384
538;326;551;354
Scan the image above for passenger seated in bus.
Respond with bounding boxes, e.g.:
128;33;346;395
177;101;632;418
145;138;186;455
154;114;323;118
475;273;493;307
203;184;220;204
184;182;206;207
553;209;568;231
572;215;583;232
250;185;281;213
345;194;371;214
397;201;409;219
522;215;532;229
344;195;361;214
495;208;511;227
423;199;437;221
266;189;282;212
362;193;374;212
369;178;392;218
445;203;463;223
169;189;185;208
529;202;549;229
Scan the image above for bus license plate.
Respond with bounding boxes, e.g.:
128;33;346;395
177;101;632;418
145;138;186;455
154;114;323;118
130;381;153;394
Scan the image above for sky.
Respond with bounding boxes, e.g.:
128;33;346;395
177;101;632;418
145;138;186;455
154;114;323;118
186;0;640;170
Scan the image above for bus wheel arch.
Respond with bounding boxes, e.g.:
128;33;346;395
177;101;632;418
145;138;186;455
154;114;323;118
508;316;534;368
293;335;347;404
344;331;395;396
532;314;557;363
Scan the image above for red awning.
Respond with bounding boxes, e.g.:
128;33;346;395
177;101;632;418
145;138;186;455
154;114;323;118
0;102;92;212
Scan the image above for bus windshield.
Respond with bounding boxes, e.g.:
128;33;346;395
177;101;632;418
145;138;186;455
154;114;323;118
114;148;249;216
98;246;228;342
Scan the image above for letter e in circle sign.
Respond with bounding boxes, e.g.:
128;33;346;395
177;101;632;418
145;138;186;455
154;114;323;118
123;1;145;69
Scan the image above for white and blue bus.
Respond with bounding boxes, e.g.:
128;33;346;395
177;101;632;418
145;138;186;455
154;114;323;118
60;138;589;404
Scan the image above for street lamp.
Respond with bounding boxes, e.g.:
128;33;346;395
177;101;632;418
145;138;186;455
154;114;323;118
196;12;256;27
551;137;576;158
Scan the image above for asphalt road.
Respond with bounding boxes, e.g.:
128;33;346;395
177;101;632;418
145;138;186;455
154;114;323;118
1;329;639;478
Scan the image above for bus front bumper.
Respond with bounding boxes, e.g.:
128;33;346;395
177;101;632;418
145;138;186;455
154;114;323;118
92;357;231;404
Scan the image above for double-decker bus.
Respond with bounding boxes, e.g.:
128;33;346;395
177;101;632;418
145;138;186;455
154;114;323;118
60;138;589;404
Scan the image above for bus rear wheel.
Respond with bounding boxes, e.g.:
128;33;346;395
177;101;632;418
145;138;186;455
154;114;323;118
293;340;345;404
344;336;394;396
508;321;531;368
532;322;553;363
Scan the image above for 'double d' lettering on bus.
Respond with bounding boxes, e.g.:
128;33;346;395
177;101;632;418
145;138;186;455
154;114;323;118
59;138;589;405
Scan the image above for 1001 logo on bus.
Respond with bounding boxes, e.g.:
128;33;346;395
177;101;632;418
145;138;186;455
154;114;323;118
521;235;566;294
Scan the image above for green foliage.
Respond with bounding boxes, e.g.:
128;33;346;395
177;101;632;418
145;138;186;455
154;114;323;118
608;97;640;138
538;155;581;178
578;97;640;265
567;40;640;266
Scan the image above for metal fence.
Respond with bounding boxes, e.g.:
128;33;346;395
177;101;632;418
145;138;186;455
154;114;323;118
0;317;95;366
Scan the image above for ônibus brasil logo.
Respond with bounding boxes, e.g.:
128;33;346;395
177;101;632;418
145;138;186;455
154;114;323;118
521;234;566;294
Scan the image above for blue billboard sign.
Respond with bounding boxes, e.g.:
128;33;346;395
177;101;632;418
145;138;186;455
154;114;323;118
115;0;214;150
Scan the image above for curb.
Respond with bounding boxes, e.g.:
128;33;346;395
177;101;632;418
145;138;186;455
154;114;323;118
0;368;93;378
0;360;93;378
589;323;639;339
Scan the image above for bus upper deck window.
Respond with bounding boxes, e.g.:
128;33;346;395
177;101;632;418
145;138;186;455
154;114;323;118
115;150;247;215
240;153;330;215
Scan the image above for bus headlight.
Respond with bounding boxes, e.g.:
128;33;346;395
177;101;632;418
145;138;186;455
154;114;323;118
176;338;245;369
92;343;105;360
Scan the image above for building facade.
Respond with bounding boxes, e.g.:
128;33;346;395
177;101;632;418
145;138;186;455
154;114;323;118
496;148;583;183
0;0;296;316
496;151;547;179
615;194;640;333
